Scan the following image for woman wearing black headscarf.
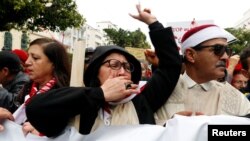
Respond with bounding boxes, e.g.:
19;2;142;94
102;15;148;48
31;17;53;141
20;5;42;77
25;4;182;137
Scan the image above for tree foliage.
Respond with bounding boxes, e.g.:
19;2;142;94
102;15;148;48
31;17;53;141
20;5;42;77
0;0;85;32
104;28;130;48
103;28;150;49
225;28;250;54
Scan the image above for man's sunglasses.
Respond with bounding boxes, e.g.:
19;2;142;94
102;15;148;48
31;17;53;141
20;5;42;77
193;44;232;57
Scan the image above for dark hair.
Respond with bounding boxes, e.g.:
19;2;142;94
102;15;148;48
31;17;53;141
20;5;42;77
85;47;95;65
29;38;71;87
240;46;250;70
0;51;21;74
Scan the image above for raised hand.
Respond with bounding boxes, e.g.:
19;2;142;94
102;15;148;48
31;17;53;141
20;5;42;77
129;3;157;25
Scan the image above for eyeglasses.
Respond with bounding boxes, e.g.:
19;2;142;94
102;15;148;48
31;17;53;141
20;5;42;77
102;59;134;73
193;44;232;57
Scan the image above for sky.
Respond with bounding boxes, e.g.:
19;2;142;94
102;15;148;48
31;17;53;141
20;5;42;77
75;0;250;42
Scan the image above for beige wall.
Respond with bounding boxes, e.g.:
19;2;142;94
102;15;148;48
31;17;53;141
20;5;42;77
0;32;4;50
0;29;22;50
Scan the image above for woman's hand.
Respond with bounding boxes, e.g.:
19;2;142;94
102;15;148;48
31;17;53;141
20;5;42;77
129;3;157;25
0;107;14;132
22;122;40;136
101;76;140;102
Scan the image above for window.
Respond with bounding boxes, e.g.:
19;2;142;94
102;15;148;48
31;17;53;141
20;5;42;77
3;32;12;51
21;32;29;50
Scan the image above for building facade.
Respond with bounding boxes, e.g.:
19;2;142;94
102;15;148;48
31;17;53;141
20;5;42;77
235;8;250;29
0;29;57;51
0;21;117;53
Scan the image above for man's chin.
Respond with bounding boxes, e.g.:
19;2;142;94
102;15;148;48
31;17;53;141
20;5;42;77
217;73;226;79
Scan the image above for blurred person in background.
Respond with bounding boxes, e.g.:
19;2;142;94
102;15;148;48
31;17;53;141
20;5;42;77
239;46;250;100
84;47;95;71
140;59;152;81
12;49;29;73
0;51;29;113
231;70;248;90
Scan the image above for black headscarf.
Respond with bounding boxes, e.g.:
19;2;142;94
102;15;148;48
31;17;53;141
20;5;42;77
84;46;141;87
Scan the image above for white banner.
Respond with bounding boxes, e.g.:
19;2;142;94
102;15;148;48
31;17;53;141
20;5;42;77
0;115;249;141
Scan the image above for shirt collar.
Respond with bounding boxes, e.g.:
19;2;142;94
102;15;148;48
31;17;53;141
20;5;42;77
182;72;212;91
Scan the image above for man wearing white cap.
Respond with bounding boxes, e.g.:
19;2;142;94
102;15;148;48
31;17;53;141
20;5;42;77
154;24;250;124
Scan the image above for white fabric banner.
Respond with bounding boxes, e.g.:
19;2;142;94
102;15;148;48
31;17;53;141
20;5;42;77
0;115;249;141
0;120;26;141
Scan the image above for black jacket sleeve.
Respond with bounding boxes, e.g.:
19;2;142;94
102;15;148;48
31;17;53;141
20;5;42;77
26;87;104;137
140;21;182;112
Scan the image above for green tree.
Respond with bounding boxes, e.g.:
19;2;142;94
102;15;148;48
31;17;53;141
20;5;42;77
0;0;85;32
104;28;130;48
225;28;250;54
104;28;150;49
129;28;150;49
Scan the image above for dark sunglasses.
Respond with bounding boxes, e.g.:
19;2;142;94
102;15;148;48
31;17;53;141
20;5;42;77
193;44;232;57
102;59;134;73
